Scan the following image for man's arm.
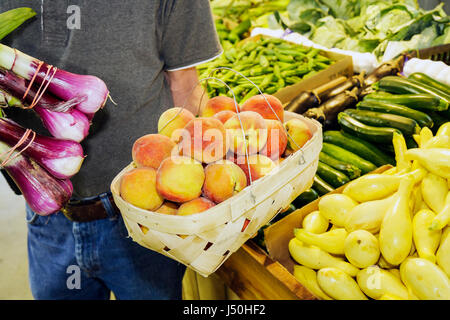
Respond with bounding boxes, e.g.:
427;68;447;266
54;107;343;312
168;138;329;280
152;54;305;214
166;67;208;116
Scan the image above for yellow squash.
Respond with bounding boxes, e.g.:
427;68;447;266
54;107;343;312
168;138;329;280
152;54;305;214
379;177;414;266
288;238;359;277
436;122;450;137
436;227;450;277
344;195;394;234
382;167;397;175
293;265;332;300
423;135;450;149
405;148;450;179
421;172;448;213
393;131;411;173
413;185;431;214
294;228;347;255
317;193;358;227
343;168;425;203
418;126;434;147
388;269;401;280
430;192;450;231
378;254;395;269
317;268;368;300
412;209;441;263
344;230;380;268
356;266;410;300
378;293;405;300
302;210;329;234
400;257;450;300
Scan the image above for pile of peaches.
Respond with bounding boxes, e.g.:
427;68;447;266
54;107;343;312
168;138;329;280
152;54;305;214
120;94;312;219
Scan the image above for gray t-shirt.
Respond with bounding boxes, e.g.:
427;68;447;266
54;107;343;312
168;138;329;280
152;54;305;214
0;0;222;197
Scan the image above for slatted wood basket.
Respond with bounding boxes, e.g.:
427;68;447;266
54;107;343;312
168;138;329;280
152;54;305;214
110;111;322;277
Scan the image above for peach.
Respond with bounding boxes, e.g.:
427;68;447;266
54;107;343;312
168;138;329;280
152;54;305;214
155;201;179;215
156;156;205;203
213;110;236;124
260;119;288;161
176;117;228;164
224;111;268;156
283;118;312;156
177;197;215;216
237;154;276;185
158;107;195;139
203;160;247;203
240;94;284;122
132;134;176;169
200;96;239;117
120;167;164;211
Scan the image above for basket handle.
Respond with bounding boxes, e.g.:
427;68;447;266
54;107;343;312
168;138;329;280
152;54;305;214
208;67;306;165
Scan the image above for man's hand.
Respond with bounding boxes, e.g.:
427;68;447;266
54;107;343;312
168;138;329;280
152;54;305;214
166;67;208;116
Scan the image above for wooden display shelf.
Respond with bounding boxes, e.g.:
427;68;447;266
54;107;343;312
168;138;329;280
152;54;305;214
215;241;316;300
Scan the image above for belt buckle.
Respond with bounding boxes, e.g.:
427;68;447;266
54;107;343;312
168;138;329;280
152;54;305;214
61;207;76;222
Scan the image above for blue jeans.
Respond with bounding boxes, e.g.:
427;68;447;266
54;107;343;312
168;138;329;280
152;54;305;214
25;194;186;300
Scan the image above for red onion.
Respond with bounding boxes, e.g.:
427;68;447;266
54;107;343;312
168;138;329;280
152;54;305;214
0;140;73;215
0;44;109;114
34;106;90;143
0;67;82;113
0;118;85;179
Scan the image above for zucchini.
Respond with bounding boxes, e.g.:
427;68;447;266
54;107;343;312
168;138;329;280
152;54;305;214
323;130;394;166
363;91;448;112
357;100;434;128
429;112;450;134
406;137;418;149
319;151;361;180
377;76;450;104
338;112;402;144
313;175;335;196
377;137;418;154
377;142;394;155
317;161;350;188
439;108;450;120
272;203;296;223
343;109;420;136
322;142;377;174
292;188;319;208
408;73;450;98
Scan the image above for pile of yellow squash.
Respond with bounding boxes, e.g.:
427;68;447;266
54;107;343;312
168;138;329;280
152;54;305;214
289;123;450;300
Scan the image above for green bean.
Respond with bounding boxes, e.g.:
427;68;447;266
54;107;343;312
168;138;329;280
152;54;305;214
224;51;235;62
265;86;279;94
274;51;295;63
259;55;270;68
259;74;274;89
241;87;259;103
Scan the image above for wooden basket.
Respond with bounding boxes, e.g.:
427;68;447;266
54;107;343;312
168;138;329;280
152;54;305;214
110;111;322;277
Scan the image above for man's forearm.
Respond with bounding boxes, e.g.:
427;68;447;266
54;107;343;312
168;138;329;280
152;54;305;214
166;67;208;116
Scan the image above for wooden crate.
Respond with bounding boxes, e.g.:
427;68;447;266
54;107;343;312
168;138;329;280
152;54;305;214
216;165;392;300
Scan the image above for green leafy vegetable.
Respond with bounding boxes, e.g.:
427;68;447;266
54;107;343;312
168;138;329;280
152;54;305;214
274;0;449;59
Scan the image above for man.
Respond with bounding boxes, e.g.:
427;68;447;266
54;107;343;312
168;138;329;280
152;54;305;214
0;0;222;299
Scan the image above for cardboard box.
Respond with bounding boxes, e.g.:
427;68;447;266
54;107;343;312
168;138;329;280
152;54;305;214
216;165;392;300
239;35;354;105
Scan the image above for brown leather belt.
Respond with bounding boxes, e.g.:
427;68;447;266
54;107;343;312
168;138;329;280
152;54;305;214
63;196;118;223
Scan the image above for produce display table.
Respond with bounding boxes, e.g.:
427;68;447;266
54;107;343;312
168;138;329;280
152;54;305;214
216;241;315;300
